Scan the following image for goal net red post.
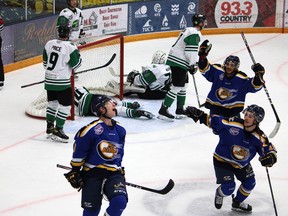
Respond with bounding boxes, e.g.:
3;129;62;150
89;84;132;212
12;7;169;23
25;34;124;120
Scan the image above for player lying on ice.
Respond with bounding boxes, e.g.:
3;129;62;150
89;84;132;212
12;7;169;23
74;86;154;119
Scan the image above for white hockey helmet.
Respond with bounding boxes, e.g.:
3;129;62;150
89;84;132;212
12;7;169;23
151;51;167;64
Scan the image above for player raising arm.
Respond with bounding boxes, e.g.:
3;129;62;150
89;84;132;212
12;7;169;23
198;40;265;118
185;104;277;213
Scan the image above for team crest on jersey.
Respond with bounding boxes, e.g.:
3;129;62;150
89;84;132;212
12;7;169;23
231;145;249;161
94;124;104;135
97;141;118;160
216;87;237;101
229;127;239;135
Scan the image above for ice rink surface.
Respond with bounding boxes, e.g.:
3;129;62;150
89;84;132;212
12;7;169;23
0;33;287;216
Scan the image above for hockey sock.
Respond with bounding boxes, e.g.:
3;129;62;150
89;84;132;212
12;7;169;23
234;177;255;202
219;181;236;197
82;208;100;216
106;195;127;216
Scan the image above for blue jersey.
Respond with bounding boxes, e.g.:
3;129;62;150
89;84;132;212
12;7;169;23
206;115;276;169
70;119;126;171
199;62;263;117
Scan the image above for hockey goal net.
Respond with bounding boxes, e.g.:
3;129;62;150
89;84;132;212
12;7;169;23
25;34;124;120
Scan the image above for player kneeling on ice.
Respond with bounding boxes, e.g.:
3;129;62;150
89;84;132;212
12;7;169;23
74;86;154;119
185;104;277;213
64;96;128;216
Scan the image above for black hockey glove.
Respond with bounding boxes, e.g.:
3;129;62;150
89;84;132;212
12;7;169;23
188;64;198;75
198;40;212;58
252;63;265;77
64;170;83;190
185;106;204;123
131;101;140;109
259;152;277;167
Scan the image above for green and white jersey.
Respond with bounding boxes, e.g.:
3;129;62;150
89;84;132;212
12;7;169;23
43;39;81;91
57;7;83;41
135;64;172;91
166;27;202;70
74;86;93;116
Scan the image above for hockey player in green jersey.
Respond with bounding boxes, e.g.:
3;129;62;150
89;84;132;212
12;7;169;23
43;24;82;143
74;86;154;119
57;0;85;41
125;50;172;100
158;14;207;121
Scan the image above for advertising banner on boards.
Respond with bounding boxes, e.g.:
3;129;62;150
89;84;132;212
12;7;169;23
198;0;277;28
127;0;199;35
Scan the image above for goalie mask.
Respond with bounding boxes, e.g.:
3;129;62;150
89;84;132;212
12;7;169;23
151;51;167;64
243;104;265;124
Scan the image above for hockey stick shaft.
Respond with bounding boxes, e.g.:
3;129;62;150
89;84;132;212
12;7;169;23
240;32;281;138
266;167;278;216
191;74;202;108
56;164;174;195
21;53;116;88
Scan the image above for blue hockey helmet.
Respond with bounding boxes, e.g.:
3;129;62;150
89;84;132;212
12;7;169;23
91;95;113;117
224;55;240;69
243;104;265;124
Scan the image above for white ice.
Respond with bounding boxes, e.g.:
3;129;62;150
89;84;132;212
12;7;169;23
0;33;287;216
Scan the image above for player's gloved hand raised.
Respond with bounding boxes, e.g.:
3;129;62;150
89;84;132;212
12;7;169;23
64;170;83;189
259;152;277;167
185;106;204;123
198;40;212;58
252;63;265;77
189;64;198;75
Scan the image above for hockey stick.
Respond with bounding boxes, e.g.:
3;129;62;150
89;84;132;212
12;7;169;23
56;164;174;195
108;67;127;77
240;32;281;138
266;167;278;216
191;73;203;108
21;53;116;88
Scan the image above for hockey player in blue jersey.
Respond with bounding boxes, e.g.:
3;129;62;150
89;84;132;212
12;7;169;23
185;104;277;213
64;95;128;216
197;40;265;117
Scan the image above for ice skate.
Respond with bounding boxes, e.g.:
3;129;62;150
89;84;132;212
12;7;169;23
46;122;54;139
51;126;69;143
158;103;175;121
231;195;252;213
214;189;223;209
136;110;154;119
175;106;186;119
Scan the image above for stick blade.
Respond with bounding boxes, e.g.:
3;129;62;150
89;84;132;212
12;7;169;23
269;122;281;138
159;179;175;195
